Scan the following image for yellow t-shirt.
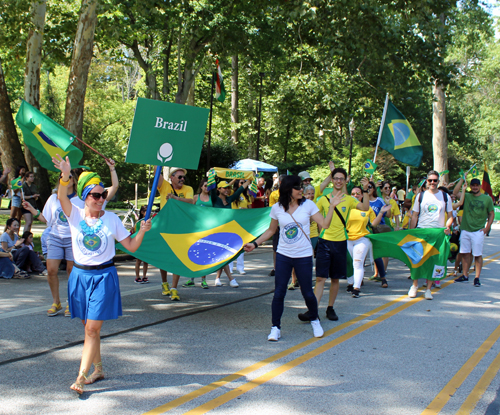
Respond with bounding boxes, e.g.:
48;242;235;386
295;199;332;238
310;220;319;238
269;190;280;207
347;208;376;241
401;211;410;229
316;194;359;241
232;195;252;209
388;199;400;217
314;185;322;201
159;181;194;209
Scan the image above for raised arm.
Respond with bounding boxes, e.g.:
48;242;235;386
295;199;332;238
119;219;152;252
452;183;467;209
311;192;344;229
356;177;370;211
52;155;73;217
21;201;46;224
106;159;118;201
372;205;391;227
319;161;335;193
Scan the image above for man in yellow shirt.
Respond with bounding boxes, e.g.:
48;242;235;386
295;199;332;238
154;166;194;300
299;168;369;322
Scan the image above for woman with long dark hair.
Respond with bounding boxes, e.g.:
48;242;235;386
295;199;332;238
245;175;343;341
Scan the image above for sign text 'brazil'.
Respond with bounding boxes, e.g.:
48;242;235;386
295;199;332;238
126;98;210;170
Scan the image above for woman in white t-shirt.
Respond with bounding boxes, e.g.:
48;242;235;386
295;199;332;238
53;155;151;395
244;175;343;341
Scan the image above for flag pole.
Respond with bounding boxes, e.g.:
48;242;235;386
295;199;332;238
406;166;410;195
73;136;110;163
206;72;215;171
144;166;161;221
373;93;389;164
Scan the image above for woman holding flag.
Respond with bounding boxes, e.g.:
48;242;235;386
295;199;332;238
244;175;343;341
52;154;151;395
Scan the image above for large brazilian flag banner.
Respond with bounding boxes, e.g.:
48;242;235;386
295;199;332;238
366;228;450;281
379;101;423;167
118;200;271;278
125;98;209;169
495;206;500;221
16;101;86;171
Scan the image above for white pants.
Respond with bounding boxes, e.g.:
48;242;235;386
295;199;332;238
229;253;245;273
347;237;372;289
460;229;485;257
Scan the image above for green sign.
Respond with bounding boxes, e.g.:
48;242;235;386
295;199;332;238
495;206;500;221
126;98;210;169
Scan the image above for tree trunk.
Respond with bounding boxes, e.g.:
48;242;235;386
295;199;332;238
24;0;51;202
0;57;26;181
231;55;239;143
64;0;98;142
186;68;195;106
432;81;448;183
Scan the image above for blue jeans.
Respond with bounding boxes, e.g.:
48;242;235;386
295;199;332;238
374;257;386;278
272;253;318;329
0;257;15;278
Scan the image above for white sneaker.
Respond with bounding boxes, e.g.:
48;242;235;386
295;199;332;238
238;270;246;275
424;289;433;300
215;278;222;286
408;285;418;298
268;326;281;341
311;319;324;338
230;279;239;288
435;280;441;288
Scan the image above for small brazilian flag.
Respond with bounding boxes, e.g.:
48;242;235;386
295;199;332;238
16;100;86;172
366;228;450;281
470;165;480;178
118;199;271;278
379;101;423;167
207;169;216;192
439;170;449;178
11;177;23;190
248;177;258;197
363;159;377;175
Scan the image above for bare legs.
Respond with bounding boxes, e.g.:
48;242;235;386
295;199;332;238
216;265;233;282
71;319;104;393
46;259;73;306
314;277;339;307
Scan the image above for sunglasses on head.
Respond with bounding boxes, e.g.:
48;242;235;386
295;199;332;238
88;190;108;200
427;179;438;183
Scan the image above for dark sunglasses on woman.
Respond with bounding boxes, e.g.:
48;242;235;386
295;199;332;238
88;190;108;200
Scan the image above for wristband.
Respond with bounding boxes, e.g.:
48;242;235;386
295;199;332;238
252;241;258;249
60;178;70;186
34;210;41;219
362;189;369;193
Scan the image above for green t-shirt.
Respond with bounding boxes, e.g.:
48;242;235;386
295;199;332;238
460;192;494;232
407;191;415;200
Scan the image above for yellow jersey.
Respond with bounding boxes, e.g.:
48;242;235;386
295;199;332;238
269;190;280;207
316;193;359;241
232;194;252;209
347;208;376;241
159;181;194;209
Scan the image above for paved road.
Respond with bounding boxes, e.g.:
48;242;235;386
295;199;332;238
1;225;500;415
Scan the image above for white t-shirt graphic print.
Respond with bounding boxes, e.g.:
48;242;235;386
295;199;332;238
270;199;319;258
413;191;452;229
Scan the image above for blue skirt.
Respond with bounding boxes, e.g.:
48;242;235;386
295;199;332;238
68;262;122;321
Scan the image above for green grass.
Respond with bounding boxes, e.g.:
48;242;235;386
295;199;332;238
0;214;44;228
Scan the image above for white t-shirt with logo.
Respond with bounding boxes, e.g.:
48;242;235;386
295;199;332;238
270;199;319;258
413;191;452;229
42;194;107;239
67;205;129;265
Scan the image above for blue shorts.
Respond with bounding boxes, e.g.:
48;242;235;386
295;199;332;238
12;195;22;208
68;262;122;321
47;235;74;261
315;238;347;280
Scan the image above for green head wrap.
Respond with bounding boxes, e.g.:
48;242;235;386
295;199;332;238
77;172;103;200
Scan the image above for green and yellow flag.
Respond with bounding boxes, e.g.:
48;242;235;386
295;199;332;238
366;228;450;280
16;101;86;172
118;199;271;278
11;177;23;190
363;159;377;175
379;101;423;167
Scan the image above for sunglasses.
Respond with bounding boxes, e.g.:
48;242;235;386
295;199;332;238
88;190;108;200
368;185;373;189
427;179;438;183
383;187;390;190
292;186;302;191
333;177;345;181
177;175;185;180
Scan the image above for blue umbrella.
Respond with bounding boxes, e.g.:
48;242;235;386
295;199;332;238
231;158;278;172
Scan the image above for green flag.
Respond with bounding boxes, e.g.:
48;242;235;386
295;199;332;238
118;199;271;278
363;159;377;175
379;101;423;167
366;228;450;281
439;170;449;178
15;101;86;172
11;177;23;190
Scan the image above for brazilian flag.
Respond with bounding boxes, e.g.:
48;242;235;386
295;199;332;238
379;101;423;167
11;177;23;190
366;228;450;281
363;159;377;175
16;100;86;172
118;199;271;278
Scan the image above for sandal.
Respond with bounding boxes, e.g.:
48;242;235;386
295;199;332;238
70;371;88;394
13;271;30;279
141;277;149;284
84;362;104;384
